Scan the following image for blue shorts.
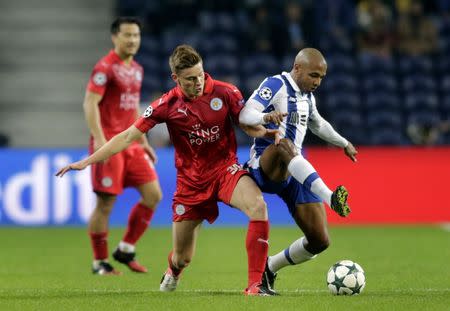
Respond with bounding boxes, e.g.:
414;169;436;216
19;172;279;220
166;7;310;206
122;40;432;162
248;166;322;217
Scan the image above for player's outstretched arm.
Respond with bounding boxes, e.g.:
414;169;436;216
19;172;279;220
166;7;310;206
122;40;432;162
344;142;358;162
239;104;286;126
240;124;281;145
55;125;144;177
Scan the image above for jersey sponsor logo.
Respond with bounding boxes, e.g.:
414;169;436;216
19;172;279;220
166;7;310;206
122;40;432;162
143;106;153;118
188;125;220;145
93;72;107;86
120;92;139;110
258;87;272;100
101;177;113;187
210;98;223;111
175;204;185;215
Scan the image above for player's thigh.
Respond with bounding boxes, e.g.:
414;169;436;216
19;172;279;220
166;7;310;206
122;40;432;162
292;202;329;241
229;175;267;220
136;179;163;207
172;220;203;258
259;139;297;182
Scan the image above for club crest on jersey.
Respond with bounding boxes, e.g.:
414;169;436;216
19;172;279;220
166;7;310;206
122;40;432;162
259;87;272;100
175;204;185;215
135;71;142;81
93;72;107;86
101;177;112;187
210;98;223;111
143;106;153;118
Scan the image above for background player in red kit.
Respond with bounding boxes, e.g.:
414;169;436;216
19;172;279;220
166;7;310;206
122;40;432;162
57;45;285;295
83;17;162;275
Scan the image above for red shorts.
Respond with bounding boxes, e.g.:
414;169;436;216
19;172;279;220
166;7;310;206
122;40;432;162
90;142;158;195
172;163;248;224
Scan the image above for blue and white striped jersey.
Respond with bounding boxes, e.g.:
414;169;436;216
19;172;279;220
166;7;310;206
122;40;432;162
246;71;348;168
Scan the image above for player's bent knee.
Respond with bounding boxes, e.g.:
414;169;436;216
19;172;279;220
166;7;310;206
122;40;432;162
142;191;162;208
277;138;298;160
247;195;268;220
308;235;330;254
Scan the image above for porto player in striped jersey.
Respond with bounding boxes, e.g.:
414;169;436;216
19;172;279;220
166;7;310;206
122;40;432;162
83;17;162;275
241;48;358;293
57;45;286;295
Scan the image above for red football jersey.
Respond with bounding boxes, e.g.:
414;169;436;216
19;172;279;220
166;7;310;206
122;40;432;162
135;74;245;187
86;50;143;139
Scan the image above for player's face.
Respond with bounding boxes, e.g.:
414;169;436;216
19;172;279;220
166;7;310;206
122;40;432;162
172;62;205;99
112;23;141;57
293;62;327;92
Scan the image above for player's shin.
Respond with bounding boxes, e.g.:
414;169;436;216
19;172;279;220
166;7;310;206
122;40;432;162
122;202;155;247
287;155;333;205
246;220;269;288
89;231;109;260
268;237;317;273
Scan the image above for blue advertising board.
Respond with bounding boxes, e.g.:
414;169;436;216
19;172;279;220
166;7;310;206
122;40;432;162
0;147;294;226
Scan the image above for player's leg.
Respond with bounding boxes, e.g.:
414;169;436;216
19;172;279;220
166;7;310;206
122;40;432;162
113;147;163;272
89;192;121;275
228;175;274;296
260;139;350;217
113;179;163;272
160;220;202;292
268;202;328;273
261;179;326;290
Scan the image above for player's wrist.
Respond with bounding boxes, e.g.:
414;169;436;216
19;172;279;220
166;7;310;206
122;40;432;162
261;113;268;125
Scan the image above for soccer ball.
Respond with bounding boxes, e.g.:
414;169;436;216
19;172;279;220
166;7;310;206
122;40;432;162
326;260;366;295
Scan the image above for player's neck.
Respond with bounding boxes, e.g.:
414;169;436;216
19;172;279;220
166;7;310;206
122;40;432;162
114;49;133;65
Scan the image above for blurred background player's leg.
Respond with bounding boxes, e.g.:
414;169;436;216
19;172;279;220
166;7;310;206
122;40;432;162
89;192;121;275
113;180;162;272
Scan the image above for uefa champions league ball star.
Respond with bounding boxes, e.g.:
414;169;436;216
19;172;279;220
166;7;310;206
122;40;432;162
327;260;366;295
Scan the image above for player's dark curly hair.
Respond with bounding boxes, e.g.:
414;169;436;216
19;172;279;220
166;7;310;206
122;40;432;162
169;45;203;74
110;17;142;34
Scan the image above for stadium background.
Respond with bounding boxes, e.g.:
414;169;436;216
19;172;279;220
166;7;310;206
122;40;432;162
0;0;449;226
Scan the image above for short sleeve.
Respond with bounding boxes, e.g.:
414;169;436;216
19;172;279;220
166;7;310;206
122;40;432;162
134;95;168;133
249;77;283;107
227;85;245;123
86;63;110;96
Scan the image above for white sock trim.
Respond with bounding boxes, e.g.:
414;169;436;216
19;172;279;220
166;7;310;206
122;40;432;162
119;241;135;253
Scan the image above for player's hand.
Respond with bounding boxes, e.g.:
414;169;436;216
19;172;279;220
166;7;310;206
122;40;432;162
263;111;287;125
264;129;281;145
143;144;158;164
344;142;358;162
55;160;88;177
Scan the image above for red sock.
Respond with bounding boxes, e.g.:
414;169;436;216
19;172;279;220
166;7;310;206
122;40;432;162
89;232;108;260
246;220;269;288
123;203;155;245
168;250;183;277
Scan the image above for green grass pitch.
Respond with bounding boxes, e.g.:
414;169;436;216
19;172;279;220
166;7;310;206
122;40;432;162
0;226;449;310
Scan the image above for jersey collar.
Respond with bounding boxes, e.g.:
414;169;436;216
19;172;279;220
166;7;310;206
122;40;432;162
282;72;300;93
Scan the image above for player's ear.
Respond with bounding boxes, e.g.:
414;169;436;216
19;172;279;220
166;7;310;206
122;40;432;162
171;73;178;83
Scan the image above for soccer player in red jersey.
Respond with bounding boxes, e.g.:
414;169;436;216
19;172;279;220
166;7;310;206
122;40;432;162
82;17;162;275
57;44;285;295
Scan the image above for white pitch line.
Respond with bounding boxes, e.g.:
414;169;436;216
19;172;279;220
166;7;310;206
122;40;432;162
1;288;449;294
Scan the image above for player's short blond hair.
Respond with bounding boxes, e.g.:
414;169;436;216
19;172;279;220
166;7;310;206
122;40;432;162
169;44;203;74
